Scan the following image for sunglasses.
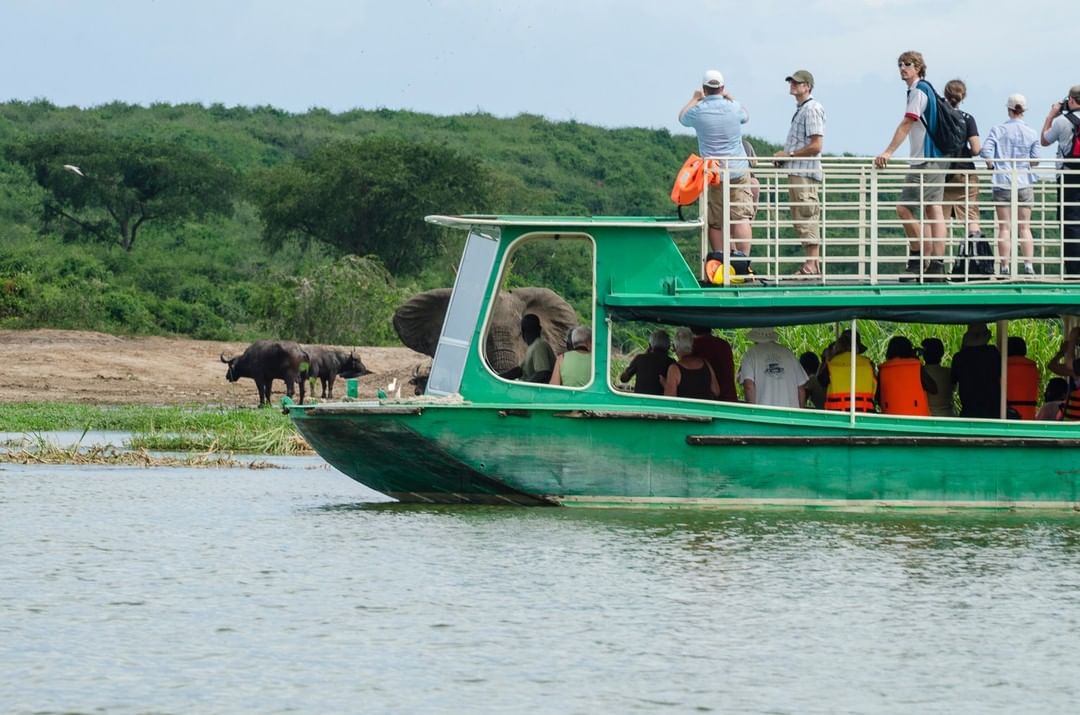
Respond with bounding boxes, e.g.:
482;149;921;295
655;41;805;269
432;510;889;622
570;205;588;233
898;61;915;68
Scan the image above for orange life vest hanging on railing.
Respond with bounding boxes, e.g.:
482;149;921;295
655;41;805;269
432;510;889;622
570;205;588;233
670;154;720;206
824;352;877;413
1006;356;1039;420
878;357;930;416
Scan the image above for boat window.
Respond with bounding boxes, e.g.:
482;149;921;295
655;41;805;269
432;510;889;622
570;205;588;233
486;232;594;387
428;228;500;396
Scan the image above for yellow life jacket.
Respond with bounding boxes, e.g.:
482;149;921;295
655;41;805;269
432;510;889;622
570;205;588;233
825;352;877;413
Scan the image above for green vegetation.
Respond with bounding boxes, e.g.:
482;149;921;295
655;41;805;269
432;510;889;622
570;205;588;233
0;402;310;456
2;100;766;343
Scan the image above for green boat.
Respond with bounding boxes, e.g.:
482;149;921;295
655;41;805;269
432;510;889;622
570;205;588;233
287;159;1080;510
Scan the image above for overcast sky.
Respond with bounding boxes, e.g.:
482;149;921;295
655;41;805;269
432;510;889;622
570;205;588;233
1;0;1075;156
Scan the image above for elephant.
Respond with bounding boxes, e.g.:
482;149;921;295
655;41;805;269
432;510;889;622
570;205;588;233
392;287;579;375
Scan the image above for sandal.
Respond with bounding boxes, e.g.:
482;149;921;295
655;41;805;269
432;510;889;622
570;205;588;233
792;264;821;277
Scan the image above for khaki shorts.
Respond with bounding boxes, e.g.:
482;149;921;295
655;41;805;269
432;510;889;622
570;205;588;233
943;173;980;223
900;165;946;215
788;175;821;241
706;173;754;228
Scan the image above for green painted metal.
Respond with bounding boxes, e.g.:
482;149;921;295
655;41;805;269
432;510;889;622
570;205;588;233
289;215;1080;510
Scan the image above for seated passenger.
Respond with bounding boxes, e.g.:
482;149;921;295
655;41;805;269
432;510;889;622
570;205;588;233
1048;327;1080;420
619;329;674;395
951;323;1001;418
691;326;738;401
737;327;808;408
550;326;592;387
1006;336;1039;420
877;335;937;416
664;327;720;399
1036;377;1069;421
920;337;956;417
821;329;877;412
799;351;826;409
499;313;555;383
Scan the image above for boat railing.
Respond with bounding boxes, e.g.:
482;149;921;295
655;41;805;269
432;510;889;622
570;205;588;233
698;155;1080;284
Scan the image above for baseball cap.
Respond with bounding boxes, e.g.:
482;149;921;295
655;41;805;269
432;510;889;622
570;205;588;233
702;69;724;88
1007;93;1027;112
1069;85;1080;101
785;69;815;88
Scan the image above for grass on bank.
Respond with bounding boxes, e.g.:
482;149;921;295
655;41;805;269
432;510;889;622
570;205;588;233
0;403;312;456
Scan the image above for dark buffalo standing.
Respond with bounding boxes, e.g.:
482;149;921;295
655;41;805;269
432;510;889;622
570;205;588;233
306;347;370;399
409;359;432;395
221;340;308;406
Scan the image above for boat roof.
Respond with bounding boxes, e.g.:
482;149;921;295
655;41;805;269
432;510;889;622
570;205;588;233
425;214;699;231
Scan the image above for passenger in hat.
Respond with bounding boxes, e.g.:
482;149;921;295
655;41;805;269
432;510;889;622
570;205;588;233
737;326;807;408
1040;85;1080;274
550;325;592;387
678;69;754;260
981;94;1040;276
951;323;1001;418
665;327;720;400
775;69;826;277
619;329;674;395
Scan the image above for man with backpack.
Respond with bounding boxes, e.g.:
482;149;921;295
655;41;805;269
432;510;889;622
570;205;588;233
1041;85;1080;275
874;51;949;282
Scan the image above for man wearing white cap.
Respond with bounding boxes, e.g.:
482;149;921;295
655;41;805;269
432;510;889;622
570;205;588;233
981;94;1040;276
736;326;807;408
679;69;753;257
1041;84;1080;275
775;69;825;276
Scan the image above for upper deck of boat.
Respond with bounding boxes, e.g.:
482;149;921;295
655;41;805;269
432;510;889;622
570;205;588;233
428;156;1080;319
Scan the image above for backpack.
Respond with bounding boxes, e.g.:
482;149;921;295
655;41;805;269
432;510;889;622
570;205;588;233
951;235;994;278
1062;112;1080;161
918;80;968;159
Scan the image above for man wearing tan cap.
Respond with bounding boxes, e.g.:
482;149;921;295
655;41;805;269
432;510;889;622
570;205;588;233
981;94;1040;276
679;69;754;258
774;69;825;276
1041;85;1080;275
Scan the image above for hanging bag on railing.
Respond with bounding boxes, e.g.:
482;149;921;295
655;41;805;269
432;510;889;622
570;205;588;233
951;234;994;279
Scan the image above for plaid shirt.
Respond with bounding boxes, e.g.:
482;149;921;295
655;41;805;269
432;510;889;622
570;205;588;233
783;97;825;181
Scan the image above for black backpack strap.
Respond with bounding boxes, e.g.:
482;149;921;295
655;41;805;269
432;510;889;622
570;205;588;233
1065;111;1080;130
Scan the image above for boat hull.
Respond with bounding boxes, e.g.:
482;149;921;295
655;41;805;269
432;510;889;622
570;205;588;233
290;403;1080;510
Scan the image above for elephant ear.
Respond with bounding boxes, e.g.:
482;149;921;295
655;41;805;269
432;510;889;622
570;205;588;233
510;287;579;353
393;288;452;357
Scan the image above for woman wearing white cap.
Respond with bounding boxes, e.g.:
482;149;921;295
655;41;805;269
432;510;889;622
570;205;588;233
980;94;1040;276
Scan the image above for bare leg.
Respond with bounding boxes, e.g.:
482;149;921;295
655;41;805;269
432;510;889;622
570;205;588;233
731;221;752;256
924;204;946;257
995;205;1012;269
896;205;922;251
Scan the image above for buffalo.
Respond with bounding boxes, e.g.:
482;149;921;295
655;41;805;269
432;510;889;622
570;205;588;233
409;359;432;396
306;347;370;399
221;340;308;406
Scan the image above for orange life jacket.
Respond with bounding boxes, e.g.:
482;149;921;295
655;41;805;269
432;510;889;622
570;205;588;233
1005;356;1039;420
878;357;930;416
824;352;877;413
1063;386;1080;421
670;154;720;206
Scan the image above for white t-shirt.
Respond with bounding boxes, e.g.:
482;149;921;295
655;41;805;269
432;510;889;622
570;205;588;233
905;84;931;160
736;342;808;408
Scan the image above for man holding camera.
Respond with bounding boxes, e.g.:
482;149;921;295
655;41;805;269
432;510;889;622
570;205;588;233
679;69;753;258
1041;85;1080;275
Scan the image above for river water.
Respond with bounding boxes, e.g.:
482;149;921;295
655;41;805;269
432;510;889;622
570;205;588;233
3;458;1080;714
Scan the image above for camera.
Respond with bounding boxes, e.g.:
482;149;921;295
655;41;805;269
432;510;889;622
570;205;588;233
1061;97;1072;114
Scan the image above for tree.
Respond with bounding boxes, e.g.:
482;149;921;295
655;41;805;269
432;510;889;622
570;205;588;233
7;131;237;251
249;137;497;274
